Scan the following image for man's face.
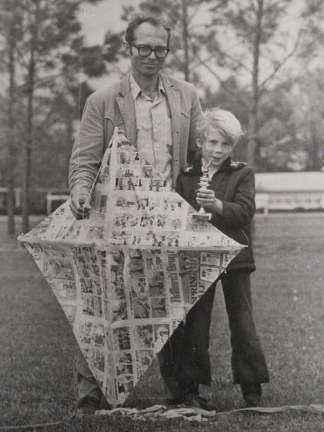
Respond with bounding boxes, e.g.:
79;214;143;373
129;22;169;77
201;127;233;169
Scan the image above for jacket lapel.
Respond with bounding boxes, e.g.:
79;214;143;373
115;74;137;146
161;75;181;185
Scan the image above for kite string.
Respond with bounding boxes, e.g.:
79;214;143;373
1;404;324;430
0;420;62;430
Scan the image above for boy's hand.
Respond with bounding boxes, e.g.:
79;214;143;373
70;187;91;219
196;189;223;214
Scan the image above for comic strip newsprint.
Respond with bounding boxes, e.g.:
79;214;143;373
19;128;244;406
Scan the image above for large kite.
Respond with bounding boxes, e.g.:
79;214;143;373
18;129;244;407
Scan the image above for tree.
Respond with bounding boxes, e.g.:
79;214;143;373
88;0;324;173
241;69;324;172
0;0;23;234
0;0;103;233
104;0;324;171
201;0;324;169
290;69;324;170
197;0;292;168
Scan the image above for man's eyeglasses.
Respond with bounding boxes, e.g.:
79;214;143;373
132;44;169;59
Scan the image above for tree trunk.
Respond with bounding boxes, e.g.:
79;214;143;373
181;0;190;82
308;117;320;170
247;0;263;170
7;4;17;235
22;53;35;233
22;3;39;233
65;114;74;185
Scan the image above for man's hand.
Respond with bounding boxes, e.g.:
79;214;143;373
196;188;223;215
70;187;91;219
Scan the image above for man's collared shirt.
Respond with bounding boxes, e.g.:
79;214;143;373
130;74;172;186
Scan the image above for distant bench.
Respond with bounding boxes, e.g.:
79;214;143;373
255;193;270;215
255;192;324;215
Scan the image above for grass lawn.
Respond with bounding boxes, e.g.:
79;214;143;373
0;213;324;431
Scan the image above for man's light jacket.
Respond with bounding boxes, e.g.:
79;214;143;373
69;73;204;193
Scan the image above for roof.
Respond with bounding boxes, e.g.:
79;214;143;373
255;172;324;192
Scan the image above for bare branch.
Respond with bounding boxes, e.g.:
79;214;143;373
14;46;30;69
188;3;203;25
39;104;59;129
169;50;183;66
112;63;127;76
34;73;62;89
196;53;250;109
189;37;250;73
259;34;301;92
189;23;214;30
216;47;252;74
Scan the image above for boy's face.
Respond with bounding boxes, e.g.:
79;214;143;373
201;127;233;169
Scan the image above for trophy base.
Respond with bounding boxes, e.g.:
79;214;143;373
191;212;212;222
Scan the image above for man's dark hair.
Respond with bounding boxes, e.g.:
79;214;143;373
125;15;171;47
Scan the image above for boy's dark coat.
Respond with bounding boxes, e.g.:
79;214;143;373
176;153;256;272
158;154;269;391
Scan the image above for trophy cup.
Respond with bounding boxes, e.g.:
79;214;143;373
191;162;212;222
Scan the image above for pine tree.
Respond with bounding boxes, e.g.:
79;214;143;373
0;0;103;232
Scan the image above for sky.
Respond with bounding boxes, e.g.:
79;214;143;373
78;0;313;92
80;0;140;45
80;0;303;46
79;0;141;87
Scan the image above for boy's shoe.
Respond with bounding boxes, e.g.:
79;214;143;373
165;381;197;407
244;392;261;408
183;392;216;411
241;383;262;408
166;381;215;411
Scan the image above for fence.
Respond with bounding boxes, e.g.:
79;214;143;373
255;192;324;215
1;170;324;215
255;171;324;215
0;187;69;215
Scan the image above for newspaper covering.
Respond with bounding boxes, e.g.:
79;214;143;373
19;128;244;406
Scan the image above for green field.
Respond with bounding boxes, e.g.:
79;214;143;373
0;214;324;431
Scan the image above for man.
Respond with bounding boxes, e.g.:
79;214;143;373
69;15;204;414
69;15;203;219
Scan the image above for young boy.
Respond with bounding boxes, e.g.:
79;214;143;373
158;109;269;409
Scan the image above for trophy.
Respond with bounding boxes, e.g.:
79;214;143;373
191;162;212;221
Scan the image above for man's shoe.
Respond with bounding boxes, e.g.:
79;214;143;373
244;392;261;408
241;383;262;408
76;405;97;416
76;398;99;416
166;396;184;406
183;393;216;411
99;396;112;411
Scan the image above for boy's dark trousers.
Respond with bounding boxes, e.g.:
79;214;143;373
158;269;269;397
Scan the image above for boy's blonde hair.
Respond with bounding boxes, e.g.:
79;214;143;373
197;109;243;146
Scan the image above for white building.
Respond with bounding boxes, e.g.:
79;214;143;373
255;172;324;213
